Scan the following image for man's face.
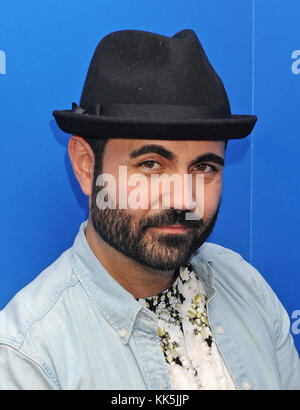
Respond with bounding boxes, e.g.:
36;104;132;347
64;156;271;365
90;139;225;271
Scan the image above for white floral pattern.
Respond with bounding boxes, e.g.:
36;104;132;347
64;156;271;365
137;263;236;390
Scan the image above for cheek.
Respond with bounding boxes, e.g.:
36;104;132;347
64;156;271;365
202;179;222;218
112;171;153;221
117;171;151;211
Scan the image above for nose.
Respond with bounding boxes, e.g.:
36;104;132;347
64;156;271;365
169;173;193;211
151;171;204;219
172;173;204;221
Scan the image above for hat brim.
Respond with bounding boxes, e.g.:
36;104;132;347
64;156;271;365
52;110;257;140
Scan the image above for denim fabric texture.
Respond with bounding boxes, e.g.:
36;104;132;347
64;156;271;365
0;220;299;390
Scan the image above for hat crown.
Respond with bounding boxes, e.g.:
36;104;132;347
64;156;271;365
80;29;230;112
52;28;257;140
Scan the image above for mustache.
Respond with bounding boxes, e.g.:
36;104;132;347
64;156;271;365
138;209;204;231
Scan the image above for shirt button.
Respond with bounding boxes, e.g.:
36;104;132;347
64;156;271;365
119;328;128;338
215;326;224;335
242;381;252;390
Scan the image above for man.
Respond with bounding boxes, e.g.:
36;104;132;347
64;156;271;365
0;29;299;390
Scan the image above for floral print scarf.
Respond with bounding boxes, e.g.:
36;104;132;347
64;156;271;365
137;263;236;390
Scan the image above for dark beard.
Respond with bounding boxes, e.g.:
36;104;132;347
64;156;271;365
90;191;221;271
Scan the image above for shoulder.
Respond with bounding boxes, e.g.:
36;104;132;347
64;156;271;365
192;242;291;336
192;242;290;334
195;241;257;274
197;241;245;259
193;242;276;302
193;241;249;273
0;247;79;349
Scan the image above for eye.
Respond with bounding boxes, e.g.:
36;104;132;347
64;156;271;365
190;163;217;173
139;160;162;170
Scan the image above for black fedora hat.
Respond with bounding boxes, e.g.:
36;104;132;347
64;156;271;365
53;29;257;140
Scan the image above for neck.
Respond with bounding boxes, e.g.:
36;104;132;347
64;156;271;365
85;217;177;298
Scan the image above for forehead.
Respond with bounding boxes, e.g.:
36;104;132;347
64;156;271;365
104;138;225;160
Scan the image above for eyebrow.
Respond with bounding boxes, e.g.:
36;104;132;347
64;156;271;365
129;144;224;167
129;144;175;161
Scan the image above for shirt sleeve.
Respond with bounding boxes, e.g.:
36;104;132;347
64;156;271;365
271;293;300;389
257;275;300;390
0;344;59;390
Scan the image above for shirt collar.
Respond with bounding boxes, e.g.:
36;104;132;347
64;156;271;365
70;220;216;343
189;253;216;302
71;220;142;344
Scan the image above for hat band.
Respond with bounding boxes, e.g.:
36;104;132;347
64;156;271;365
73;102;231;120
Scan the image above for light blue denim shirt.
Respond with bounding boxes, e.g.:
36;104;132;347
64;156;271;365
0;220;299;390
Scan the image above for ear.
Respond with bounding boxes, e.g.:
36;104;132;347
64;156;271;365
68;135;95;196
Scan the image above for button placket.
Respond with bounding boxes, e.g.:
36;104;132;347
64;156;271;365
119;328;128;339
215;325;224;335
242;381;252;390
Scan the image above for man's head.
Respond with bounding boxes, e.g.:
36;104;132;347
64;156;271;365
58;28;256;273
68;136;226;271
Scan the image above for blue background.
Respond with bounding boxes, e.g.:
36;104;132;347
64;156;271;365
0;0;299;354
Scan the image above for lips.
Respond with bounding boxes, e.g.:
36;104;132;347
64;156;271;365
150;225;191;233
140;210;203;232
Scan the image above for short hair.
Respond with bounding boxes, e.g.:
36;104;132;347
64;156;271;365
84;137;110;178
